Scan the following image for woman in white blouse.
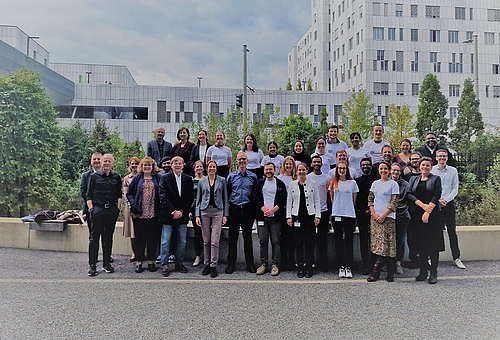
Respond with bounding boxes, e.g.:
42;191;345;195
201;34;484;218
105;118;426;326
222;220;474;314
242;133;264;178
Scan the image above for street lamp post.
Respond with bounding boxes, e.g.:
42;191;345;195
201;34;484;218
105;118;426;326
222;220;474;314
463;35;479;98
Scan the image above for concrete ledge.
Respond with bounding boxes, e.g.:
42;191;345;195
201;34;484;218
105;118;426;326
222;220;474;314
1;217;499;262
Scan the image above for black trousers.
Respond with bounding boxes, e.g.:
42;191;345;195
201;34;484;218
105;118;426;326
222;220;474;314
293;214;315;270
441;201;460;260
356;211;371;268
332;216;355;268
133;218;160;262
191;207;203;257
316;211;330;267
280;221;295;269
227;205;255;267
88;205;119;266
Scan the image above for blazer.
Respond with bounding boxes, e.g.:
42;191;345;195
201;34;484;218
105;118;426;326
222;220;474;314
189;143;213;167
286;178;322;219
126;173;162;217
252;177;287;220
414;145;456;167
158;171;194;225
195;175;229;217
407;173;442;213
147;139;173;167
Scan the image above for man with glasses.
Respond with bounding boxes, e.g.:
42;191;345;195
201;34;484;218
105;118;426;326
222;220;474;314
415;132;456;166
225;152;258;274
403;151;422;182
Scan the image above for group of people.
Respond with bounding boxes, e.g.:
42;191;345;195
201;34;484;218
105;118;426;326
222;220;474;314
81;124;465;284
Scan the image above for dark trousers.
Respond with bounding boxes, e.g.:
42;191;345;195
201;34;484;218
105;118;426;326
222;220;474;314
407;218;419;263
133;218;159;262
257;217;281;266
88;206;119;266
396;216;410;261
356;211;371;269
293;214;315;269
280;222;295;269
217;165;230;178
191;207;202;257
316;211;330;267
441;201;460;260
227;205;255;267
332;216;355;267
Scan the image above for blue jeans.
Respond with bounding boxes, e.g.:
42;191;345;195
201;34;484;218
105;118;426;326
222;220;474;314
161;223;187;266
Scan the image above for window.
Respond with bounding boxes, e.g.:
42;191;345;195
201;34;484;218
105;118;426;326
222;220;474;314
347;16;351;29
388;28;395;40
349;38;353;50
430;52;441;72
494;86;500;98
334;105;342;123
313;66;317;76
470;8;473;20
193;102;202;122
357;32;360;45
487;9;500;22
210;102;219;114
384;2;388;16
184;112;193;123
175;112;180;123
449;85;460;97
179;101;184;112
411;52;418;72
373;82;389;95
466;31;473;41
290;104;299;116
471;54;474;73
411;4;418;17
310;105;315;115
395;4;403;16
373;2;380;15
455;7;465;20
375;50;388;71
314;30;318;40
412;83;419;96
157;101;167;122
411;29;418;41
493;64;499;75
394;51;403;71
449;53;463;73
448;31;458;43
373;27;384;40
450;107;457;127
425;5;440;18
430;30;440;42
397;83;404;95
486;85;490;98
485;32;495;45
399;28;403;41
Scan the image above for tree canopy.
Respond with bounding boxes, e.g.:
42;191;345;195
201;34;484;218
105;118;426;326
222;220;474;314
416;74;449;143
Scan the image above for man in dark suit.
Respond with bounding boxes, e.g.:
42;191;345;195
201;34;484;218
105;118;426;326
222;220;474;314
158;156;194;277
80;152;101;232
415;132;456;166
147;127;173;168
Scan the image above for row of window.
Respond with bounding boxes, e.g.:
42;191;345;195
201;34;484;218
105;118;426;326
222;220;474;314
372;51;467;74
373;28;483;44
373;3;474;20
373;83;500;99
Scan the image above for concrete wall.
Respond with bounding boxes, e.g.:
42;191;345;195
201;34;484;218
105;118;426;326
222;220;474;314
1;217;499;262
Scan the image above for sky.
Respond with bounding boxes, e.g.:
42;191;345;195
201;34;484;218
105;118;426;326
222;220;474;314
2;0;310;90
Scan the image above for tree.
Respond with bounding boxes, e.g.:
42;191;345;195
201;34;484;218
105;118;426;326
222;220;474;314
450;78;484;164
60;122;92;181
296;79;302;91
385;104;416;149
338;90;376;142
286;78;292;90
275;114;317;156
0;70;63;217
114;138;145;176
416;74;449;143
307;79;313;91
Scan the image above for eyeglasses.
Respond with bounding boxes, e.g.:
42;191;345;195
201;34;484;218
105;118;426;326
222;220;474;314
237;158;247;161
130;163;139;165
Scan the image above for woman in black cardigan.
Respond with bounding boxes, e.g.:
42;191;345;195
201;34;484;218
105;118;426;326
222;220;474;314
407;156;443;284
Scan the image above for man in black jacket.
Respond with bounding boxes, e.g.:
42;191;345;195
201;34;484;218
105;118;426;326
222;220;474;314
158;156;194;277
415;132;456;166
80;153;101;231
253;162;287;276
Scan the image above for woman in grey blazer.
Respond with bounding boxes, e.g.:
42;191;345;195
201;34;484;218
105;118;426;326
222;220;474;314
286;162;321;278
195;160;229;278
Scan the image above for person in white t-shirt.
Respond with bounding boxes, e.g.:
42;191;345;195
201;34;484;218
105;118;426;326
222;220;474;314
206;131;232;178
261;141;284;174
346;132;369;177
328;149;361;179
242;133;264;178
311;137;336;175
367;161;399;283
363;124;390;166
329;161;359;279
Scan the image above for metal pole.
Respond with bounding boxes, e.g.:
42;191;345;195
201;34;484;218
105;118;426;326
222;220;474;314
243;45;248;118
473;35;479;99
197;77;202;88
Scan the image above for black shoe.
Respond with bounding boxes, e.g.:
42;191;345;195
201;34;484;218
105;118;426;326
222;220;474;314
109;257;114;263
135;264;144;273
88;264;97;276
175;263;188;273
297;269;305;278
202;265;211;276
428;273;438;284
361;266;370;275
129;257;136;263
416;270;428;281
210;267;218;278
148;264;157;272
305;269;313;278
225;265;234;274
102;265;115;273
247;265;257;273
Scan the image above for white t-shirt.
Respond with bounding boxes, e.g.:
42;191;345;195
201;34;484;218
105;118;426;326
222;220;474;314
206;145;232;166
245;149;264;170
311;153;336;175
261;154;284;174
369;179;399;219
346;147;369;175
198;144;208;162
328;166;360;180
319;139;348;163
276;174;293;190
330;180;359;218
363;139;390;164
262;178;277;208
307;172;332;212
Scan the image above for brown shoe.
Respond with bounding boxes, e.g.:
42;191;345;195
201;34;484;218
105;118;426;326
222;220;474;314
161;266;171;277
256;265;267;275
270;265;280;276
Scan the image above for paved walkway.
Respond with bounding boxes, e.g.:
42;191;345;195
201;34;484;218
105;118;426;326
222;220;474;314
1;248;499;339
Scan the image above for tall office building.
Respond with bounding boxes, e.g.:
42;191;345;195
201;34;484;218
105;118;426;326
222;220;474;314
288;0;500;127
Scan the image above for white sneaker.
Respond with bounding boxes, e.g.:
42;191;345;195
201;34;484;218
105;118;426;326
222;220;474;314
338;266;346;278
169;255;175;264
344;266;353;278
454;258;466;269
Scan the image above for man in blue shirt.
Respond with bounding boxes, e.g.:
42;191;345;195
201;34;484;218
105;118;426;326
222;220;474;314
226;152;258;274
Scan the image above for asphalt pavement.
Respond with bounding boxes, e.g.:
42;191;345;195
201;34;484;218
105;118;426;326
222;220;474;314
1;247;499;339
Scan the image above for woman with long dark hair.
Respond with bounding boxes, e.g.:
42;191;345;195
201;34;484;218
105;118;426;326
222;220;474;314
172;127;195;175
206;131;232;178
242;133;264;178
189;129;212;173
292;141;311;169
